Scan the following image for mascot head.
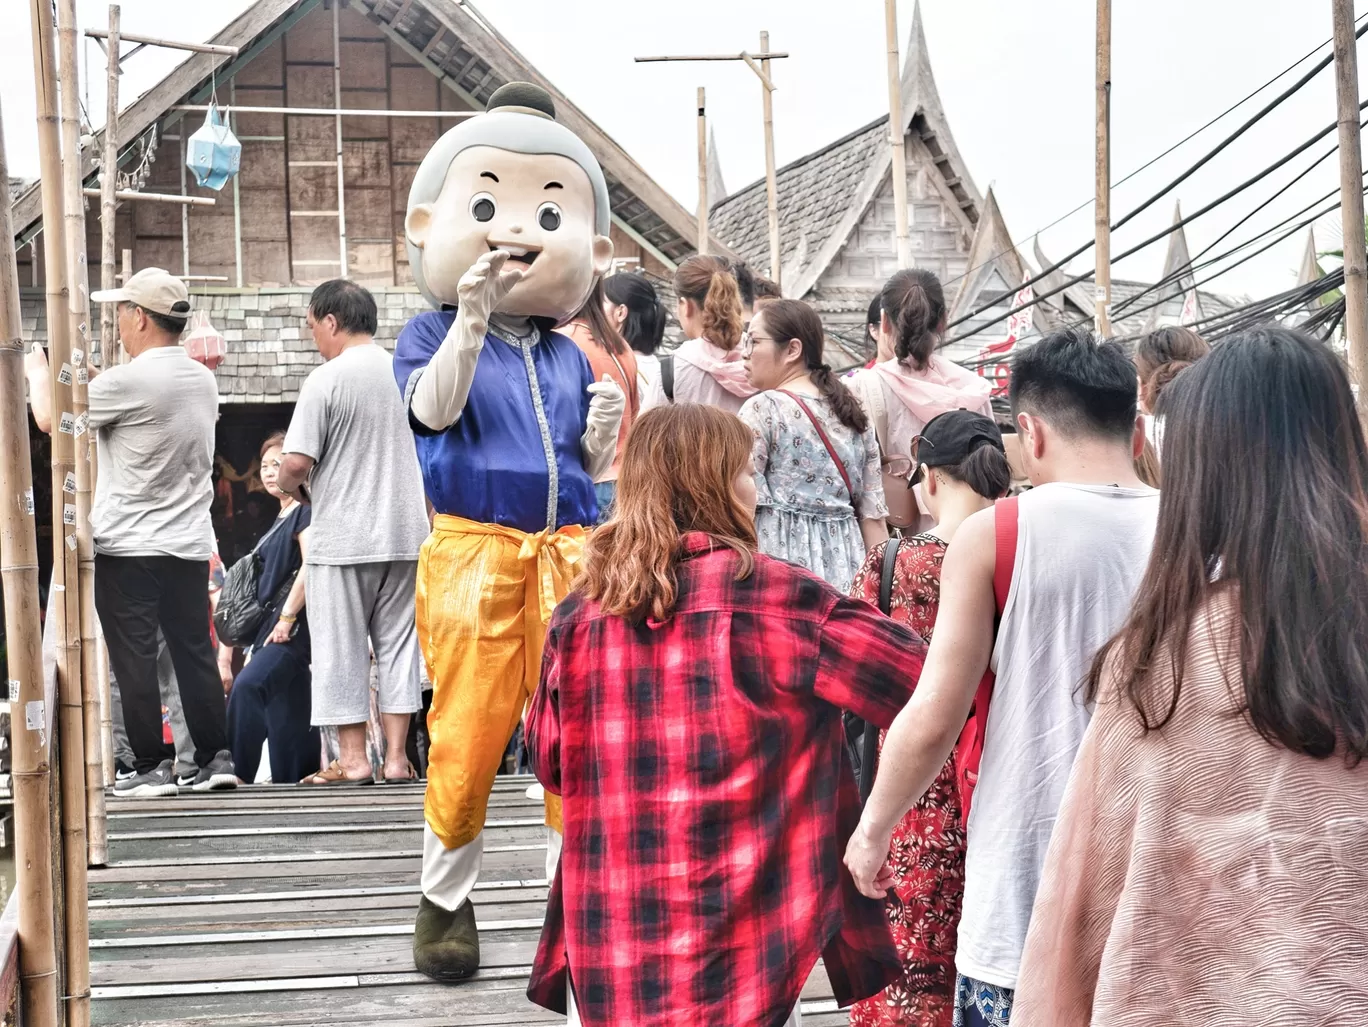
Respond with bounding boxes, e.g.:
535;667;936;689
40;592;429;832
404;82;613;319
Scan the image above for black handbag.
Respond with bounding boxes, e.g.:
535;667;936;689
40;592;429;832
214;532;298;648
845;536;902;804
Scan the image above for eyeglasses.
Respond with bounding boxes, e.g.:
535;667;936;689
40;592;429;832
739;331;778;357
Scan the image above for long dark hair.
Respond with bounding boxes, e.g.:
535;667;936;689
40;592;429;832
880;268;946;371
1087;327;1368;764
603;273;666;356
1135;325;1209;413
756;299;868;435
566;278;629;357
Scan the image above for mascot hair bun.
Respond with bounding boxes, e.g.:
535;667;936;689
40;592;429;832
404;80;610;308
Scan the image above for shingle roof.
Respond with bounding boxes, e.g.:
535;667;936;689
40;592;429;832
709;117;888;280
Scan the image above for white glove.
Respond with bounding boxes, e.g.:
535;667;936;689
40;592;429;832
581;373;625;480
409;250;525;431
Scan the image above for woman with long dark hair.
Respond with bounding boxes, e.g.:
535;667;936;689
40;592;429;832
848;411;1010;1027
561;279;640;518
669;255;757;413
849;270;992;531
1014;326;1368;1025
603;272;667;411
739;298;888;590
524;403;926;1027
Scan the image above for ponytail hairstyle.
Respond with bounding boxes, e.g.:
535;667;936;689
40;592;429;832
603;272;666;356
880;268;947;371
941;442;1011;499
755;299;869;435
1135;325;1209;414
674;255;744;351
566;278;630;357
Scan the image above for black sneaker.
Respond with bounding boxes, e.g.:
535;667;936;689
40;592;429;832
192;750;238;792
113;759;178;798
114;760;136;783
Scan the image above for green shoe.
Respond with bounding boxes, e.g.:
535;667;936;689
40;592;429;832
413;895;480;982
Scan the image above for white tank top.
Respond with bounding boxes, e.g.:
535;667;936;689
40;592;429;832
955;482;1160;990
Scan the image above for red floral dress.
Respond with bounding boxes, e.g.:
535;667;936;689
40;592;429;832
849;535;965;1027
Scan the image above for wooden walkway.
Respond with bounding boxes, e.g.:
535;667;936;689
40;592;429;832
89;776;851;1026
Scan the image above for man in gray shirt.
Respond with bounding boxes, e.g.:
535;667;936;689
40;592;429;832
279;280;429;784
88;267;237;797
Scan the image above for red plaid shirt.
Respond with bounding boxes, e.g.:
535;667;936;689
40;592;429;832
526;533;928;1026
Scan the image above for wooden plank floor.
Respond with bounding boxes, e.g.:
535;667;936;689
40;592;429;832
90;776;851;1026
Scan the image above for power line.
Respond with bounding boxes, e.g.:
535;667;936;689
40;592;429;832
943;17;1368;335
939;13;1367;298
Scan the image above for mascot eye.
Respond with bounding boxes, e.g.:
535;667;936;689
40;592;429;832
470;192;497;223
536;201;562;232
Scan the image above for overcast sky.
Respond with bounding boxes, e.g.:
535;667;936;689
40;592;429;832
3;0;1365;301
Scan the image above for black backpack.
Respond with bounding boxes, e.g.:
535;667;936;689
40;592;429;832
659;354;675;402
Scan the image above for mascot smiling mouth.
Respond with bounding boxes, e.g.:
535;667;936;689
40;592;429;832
491;244;540;268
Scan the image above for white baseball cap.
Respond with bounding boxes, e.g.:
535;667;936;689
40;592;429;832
91;267;191;318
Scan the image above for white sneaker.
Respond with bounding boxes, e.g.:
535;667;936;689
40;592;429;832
526;782;545;801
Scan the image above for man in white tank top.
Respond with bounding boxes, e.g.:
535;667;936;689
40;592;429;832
845;328;1159;1025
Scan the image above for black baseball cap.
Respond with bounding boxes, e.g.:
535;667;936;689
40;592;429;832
911;410;1004;482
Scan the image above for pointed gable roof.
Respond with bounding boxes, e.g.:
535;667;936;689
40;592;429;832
10;0;729;266
709;0;981;295
948;187;1029;322
1142;201;1203;330
1297;228;1322;286
706;128;728;209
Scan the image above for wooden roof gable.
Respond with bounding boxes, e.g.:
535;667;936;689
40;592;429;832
709;1;982;297
11;0;728;268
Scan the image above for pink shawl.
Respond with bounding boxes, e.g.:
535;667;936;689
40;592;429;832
1014;593;1368;1026
872;354;992;423
674;337;757;400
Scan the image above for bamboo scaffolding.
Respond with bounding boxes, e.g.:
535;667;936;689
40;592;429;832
884;0;912;269
31;1;91;1024
1333;0;1368;417
696;88;708;255
57;0;107;873
96;4;119;787
1095;0;1113;337
83;28;238;57
0;85;62;1027
332;0;348;277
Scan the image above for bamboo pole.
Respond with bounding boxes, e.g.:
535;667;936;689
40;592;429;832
0;86;62;1027
30;1;91;1024
180;133;190;277
885;0;912;270
1094;0;1112;338
231;78;243;288
1333;0;1368;415
696;87;708;255
57;0;107;873
333;0;349;278
759;31;781;290
83;28;238;56
83;189;216;206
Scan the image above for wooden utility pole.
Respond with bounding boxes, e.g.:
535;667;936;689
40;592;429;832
57;0;107;875
1094;0;1112;338
0;86;62;1027
635;39;790;283
31;0;91;1021
1088;0;1110;337
100;6;121;367
696;88;709;255
758;31;781;290
885;0;912;269
1334;0;1368;413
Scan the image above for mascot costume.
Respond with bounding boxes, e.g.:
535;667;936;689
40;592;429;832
392;82;623;982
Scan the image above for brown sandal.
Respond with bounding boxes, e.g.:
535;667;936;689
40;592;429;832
381;760;419;784
299;759;374;786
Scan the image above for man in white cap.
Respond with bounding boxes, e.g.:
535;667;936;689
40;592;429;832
89;267;237;797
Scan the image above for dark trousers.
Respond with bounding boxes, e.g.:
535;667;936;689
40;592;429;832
93;554;228;773
227;643;319;784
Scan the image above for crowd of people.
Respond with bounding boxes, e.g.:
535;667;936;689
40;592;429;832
30;241;1368;1023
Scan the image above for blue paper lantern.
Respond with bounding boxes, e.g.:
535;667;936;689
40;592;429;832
186;104;241;191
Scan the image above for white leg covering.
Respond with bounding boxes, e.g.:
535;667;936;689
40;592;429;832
545;826;562;882
421;825;483;912
784;1001;803;1027
566;980;579;1026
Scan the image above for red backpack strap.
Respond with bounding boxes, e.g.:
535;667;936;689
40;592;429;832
993;496;1019;615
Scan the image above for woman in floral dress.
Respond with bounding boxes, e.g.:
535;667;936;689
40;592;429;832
739;299;888;592
848;410;1011;1027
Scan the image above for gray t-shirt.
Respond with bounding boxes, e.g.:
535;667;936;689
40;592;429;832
283;342;429;565
87;345;218;560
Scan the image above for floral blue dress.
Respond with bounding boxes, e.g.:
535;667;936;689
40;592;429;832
739;390;888;592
